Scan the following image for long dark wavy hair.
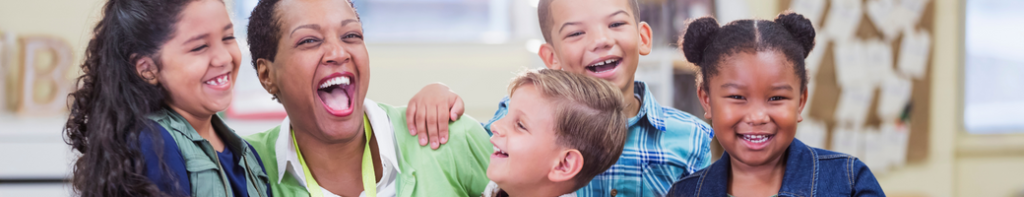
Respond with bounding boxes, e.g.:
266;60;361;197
64;0;195;196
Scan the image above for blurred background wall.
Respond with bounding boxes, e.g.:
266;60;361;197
1;0;1023;196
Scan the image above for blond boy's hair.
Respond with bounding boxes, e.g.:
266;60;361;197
537;0;641;43
508;69;629;190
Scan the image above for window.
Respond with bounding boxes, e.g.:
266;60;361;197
964;0;1024;133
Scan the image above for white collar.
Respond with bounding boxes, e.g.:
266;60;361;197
274;99;402;186
482;181;577;197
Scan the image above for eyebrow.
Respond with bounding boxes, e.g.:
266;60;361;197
183;24;234;44
721;83;745;89
290;24;321;37
341;19;359;27
184;34;210;44
557;10;629;34
772;85;794;91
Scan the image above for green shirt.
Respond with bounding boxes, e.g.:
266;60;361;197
244;100;492;197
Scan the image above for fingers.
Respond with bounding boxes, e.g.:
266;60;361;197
450;96;465;121
406;103;418;135
438;104;450;145
426;105;440;149
416;104;429;146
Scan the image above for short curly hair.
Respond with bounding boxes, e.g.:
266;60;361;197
246;0;358;68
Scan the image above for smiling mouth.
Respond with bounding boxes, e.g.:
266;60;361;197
739;134;774;144
586;58;621;73
492;146;509;158
316;74;354;116
204;74;229;86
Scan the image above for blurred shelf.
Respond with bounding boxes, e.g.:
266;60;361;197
0;112;281;180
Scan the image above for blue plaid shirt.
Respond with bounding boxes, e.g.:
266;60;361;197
484;81;714;197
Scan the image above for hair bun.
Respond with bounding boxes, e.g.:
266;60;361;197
681;17;720;65
774;12;816;58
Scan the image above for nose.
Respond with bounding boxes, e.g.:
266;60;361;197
210;42;233;68
321;39;350;66
743;104;770;126
491;117;508;137
589;28;614;52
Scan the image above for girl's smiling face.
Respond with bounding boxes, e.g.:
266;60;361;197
155;0;240;117
699;51;807;167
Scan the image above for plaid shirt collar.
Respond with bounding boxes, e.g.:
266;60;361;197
630;81;667;131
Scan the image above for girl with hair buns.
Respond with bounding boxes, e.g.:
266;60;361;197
666;12;884;196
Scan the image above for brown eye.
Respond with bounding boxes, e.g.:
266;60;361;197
566;31;584;38
190;45;208;52
769;96;787;101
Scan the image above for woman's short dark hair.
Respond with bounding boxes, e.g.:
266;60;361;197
246;0;358;68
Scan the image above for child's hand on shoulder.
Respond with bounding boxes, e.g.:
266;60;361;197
407;82;464;150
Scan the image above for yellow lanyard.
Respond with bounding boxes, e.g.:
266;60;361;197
292;115;377;197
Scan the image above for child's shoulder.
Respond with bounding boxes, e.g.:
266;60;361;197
658;106;711;131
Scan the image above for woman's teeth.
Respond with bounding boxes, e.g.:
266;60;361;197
319;76;350;89
204;75;229;85
741;134;771;143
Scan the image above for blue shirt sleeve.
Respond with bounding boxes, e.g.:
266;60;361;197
138;122;190;196
482;96;511;136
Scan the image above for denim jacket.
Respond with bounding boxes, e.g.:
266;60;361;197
667;139;885;197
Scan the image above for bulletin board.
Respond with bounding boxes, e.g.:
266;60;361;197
778;0;935;163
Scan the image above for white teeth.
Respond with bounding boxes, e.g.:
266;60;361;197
741;134;771;143
319;76;351;89
588;59;619;68
206;75;228;85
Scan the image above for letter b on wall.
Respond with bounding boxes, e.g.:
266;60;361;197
16;36;73;116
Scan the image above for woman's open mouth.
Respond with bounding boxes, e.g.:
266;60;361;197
316;73;356;117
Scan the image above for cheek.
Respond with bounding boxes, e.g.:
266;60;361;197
555;45;585;70
711;102;743;126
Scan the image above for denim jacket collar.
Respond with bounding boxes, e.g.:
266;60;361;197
696;139;816;196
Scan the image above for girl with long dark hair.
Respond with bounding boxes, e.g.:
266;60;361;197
64;0;270;196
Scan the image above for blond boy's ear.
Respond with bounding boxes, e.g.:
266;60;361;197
548;149;583;183
538;43;562;70
255;58;280;97
638;21;653;56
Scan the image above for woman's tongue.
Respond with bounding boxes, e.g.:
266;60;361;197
318;86;350;111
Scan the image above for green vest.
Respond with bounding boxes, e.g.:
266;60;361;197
148;109;270;197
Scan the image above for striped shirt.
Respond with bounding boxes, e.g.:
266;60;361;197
484;81;714;197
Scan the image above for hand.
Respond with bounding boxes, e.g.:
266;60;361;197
406;83;464;149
